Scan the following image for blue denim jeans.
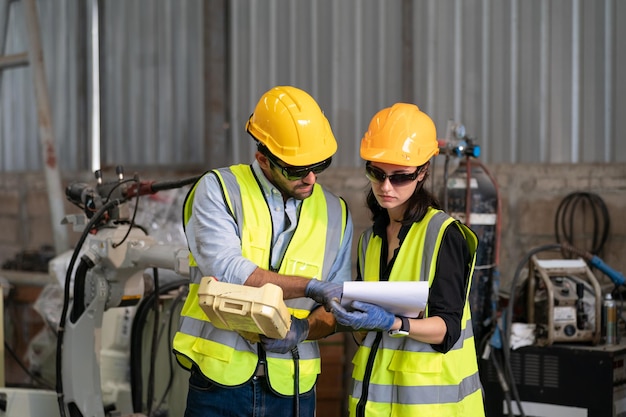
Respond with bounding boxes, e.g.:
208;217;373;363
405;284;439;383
184;369;316;417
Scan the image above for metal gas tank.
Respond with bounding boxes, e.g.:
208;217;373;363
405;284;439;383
442;159;498;346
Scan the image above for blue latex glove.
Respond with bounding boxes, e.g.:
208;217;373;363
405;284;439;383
260;316;309;354
330;300;395;331
305;279;343;311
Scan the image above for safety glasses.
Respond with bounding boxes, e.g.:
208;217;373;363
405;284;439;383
365;163;420;186
266;152;332;181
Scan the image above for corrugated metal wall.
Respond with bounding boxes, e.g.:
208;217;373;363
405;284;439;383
0;0;84;171
1;0;624;173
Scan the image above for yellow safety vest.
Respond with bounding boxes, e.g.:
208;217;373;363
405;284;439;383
350;208;485;417
173;164;348;396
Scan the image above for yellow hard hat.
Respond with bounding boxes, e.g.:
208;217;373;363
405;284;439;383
360;103;439;166
246;86;337;166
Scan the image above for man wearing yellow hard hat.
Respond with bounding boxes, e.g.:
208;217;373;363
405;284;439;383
173;86;354;417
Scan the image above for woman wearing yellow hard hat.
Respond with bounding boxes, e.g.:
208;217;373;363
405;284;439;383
331;103;486;417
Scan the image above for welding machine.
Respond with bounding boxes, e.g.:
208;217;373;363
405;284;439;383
526;256;602;346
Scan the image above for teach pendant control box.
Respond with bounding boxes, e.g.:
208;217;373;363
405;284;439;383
198;276;292;341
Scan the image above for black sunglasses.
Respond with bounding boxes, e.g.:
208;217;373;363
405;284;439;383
266;152;332;181
365;163;420;186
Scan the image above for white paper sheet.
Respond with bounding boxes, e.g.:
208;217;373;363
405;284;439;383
341;281;429;318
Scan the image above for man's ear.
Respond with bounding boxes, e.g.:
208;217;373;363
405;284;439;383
256;151;270;169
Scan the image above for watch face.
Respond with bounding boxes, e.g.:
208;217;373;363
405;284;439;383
388;329;409;338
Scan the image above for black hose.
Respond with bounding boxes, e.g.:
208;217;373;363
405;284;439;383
4;341;54;390
442;155;451;212
291;347;300;417
146;268;160;417
150;176;202;193
554;192;610;256
152;289;187;414
68;257;93;323
130;278;189;413
490;348;514;417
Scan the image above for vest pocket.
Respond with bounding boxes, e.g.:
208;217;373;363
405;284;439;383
191;337;234;363
245;227;269;263
284;259;320;278
350;347;369;381
389;350;442;374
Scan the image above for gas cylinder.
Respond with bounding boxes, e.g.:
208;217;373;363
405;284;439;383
442;159;498;346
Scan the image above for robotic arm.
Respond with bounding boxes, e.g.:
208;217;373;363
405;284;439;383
59;168;293;417
58;168;196;417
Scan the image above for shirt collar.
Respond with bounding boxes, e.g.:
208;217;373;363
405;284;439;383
251;159;302;209
251;160;273;195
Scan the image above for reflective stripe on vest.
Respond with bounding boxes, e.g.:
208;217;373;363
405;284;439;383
173;164;347;396
351;208;484;417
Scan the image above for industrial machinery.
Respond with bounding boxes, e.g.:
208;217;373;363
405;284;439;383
437;121;500;347
0;168;195;417
526;256;602;346
59;168;195;417
483;340;626;417
0;167;291;417
485;242;625;417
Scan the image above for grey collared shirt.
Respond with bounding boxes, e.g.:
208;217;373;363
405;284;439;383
186;160;353;286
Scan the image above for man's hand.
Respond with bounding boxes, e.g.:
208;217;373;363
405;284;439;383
305;279;343;311
260;317;309;354
330;300;395;331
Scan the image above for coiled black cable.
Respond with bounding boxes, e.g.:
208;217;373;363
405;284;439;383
554;192;610;257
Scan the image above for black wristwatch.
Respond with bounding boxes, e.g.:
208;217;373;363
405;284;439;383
388;316;410;337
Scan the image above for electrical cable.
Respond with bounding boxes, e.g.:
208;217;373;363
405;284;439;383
103;178;137;205
478;304;515;416
146;268;160;417
149;176;201;193
472;159;502;268
130;278;188;414
3;341;55;390
291;347;300;417
464;157;472;227
554;191;610;257
489;348;514;417
152;289;187;414
441;154;451;212
112;179;142;248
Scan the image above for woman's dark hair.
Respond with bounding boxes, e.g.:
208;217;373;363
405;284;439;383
365;161;441;225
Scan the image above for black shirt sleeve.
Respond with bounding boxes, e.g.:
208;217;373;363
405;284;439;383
427;223;472;353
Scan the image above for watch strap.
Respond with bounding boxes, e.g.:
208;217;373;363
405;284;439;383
399;316;410;333
388;316;410;337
